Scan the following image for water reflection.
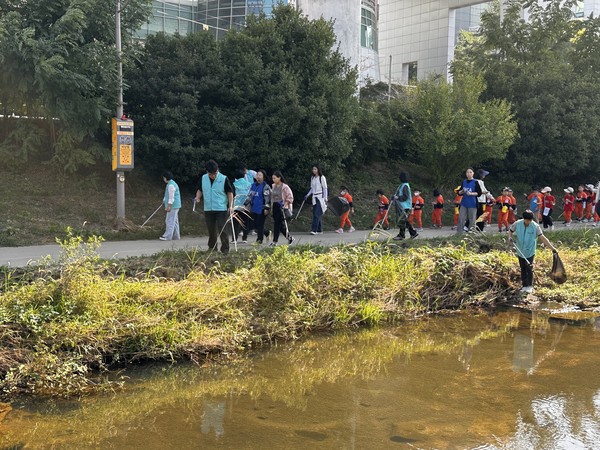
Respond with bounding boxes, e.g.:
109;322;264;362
1;310;599;449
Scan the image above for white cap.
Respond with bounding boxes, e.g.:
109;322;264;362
564;187;574;194
541;186;551;193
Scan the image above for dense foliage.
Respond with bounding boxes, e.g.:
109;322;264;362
0;0;152;172
452;0;600;184
126;5;359;187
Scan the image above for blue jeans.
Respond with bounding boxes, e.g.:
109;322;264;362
311;201;323;232
162;208;180;240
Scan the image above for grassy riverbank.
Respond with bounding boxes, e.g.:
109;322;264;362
0;230;599;399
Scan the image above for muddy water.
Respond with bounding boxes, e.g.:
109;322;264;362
2;309;600;449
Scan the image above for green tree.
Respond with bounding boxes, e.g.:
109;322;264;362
404;73;517;186
452;0;600;183
0;0;151;171
126;5;358;188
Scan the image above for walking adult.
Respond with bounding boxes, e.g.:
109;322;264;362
474;169;491;231
392;172;418;240
270;171;294;246
232;168;252;243
245;169;271;245
304;165;328;235
160;171;181;241
457;168;482;234
507;210;558;294
194;160;234;255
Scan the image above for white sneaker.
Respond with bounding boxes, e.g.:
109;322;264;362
159;236;168;241
335;228;343;233
349;226;355;233
310;231;317;235
522;286;534;294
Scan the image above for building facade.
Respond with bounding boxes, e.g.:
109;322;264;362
378;0;600;85
136;0;380;85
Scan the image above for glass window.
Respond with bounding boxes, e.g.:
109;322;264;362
408;62;417;85
360;7;377;50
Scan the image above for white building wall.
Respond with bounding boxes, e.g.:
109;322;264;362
298;0;380;85
379;0;600;85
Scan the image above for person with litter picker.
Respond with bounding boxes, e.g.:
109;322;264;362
270;170;294;246
304;165;328;235
159;171;181;241
507;210;558;294
391;172;418;240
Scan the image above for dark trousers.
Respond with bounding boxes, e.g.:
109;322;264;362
311;201;324;232
272;203;290;243
518;256;535;287
205;211;229;254
251;211;270;243
233;209;251;241
397;208;417;239
541;209;553;228
476;202;485;231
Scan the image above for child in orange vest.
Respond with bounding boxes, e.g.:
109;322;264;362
484;193;495;226
584;184;594;222
496;187;512;232
374;189;390;230
336;186;355;233
507;188;517;224
409;190;424;230
431;189;444;228
451;186;461;230
563;187;575;226
574;185;587;221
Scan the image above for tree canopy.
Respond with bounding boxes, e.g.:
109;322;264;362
126;5;359;188
0;0;152;171
452;0;600;184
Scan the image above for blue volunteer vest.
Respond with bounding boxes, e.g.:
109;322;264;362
202;172;228;211
396;183;412;210
163;179;181;209
513;220;540;259
233;178;251;208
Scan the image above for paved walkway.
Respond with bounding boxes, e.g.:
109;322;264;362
1;222;596;268
0;227;457;268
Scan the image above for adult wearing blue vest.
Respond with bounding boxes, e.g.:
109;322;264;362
194;160;234;255
508;210;557;294
457;168;483;233
232;168;252;243
392;172;418;240
160;171;181;241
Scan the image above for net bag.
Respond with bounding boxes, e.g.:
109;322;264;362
549;252;567;284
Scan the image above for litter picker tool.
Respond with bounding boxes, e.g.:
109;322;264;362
140;204;163;228
294;198;307;221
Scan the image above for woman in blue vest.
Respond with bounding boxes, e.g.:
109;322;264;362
160;171;181;241
392;172;418;240
508;210;557;294
194;160;234;255
232;168;252;243
457;168;483;233
245;169;272;245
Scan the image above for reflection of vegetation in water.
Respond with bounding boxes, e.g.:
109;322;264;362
0;312;521;447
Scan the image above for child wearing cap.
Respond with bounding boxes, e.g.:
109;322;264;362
409;190;425;231
496;188;512;232
541;186;555;229
451;186;462;230
563;187;575;226
431;189;444;228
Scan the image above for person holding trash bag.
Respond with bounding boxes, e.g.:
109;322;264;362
160;171;181;241
507;210;558;294
232;168;252;243
245;169;272;245
194;160;234;255
270;171;294;246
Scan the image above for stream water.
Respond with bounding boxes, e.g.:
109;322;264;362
1;307;600;449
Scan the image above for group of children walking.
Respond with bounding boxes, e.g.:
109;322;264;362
371;182;600;232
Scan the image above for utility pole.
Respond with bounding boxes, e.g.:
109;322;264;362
115;0;126;220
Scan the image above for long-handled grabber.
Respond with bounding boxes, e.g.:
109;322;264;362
294;198;307;221
140;204;163;228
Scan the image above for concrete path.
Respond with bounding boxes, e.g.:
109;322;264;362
0;227;457;268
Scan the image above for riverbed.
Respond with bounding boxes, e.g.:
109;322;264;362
2;307;599;449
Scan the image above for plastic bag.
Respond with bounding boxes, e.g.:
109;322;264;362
549;252;567;284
